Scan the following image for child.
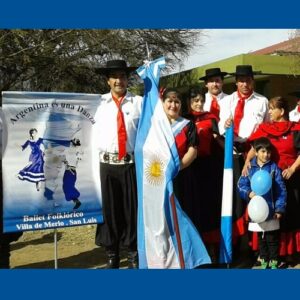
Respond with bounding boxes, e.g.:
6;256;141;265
237;137;286;269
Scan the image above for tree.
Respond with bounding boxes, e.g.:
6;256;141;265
0;29;202;96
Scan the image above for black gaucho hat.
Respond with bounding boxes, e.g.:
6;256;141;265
95;59;137;75
199;68;228;81
230;65;260;77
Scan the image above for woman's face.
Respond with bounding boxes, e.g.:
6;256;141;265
268;103;284;121
163;92;181;121
190;95;205;112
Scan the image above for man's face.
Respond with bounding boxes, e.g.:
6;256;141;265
205;76;224;96
107;70;128;96
236;76;254;96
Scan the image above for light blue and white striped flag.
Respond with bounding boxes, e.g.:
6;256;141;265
219;124;234;263
135;57;211;269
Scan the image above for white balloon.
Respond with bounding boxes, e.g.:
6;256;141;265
248;195;269;223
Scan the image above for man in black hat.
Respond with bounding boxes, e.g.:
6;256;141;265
219;65;269;142
289;91;300;122
199;68;228;120
93;59;142;268
218;65;269;262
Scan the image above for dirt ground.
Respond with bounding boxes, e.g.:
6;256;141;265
10;225;117;269
10;225;300;269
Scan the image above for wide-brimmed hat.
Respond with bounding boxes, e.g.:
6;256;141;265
95;59;137;75
199;68;228;81
230;65;260;77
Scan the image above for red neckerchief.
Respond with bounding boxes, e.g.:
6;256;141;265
210;96;220;120
111;94;127;160
233;90;252;136
189;110;218;121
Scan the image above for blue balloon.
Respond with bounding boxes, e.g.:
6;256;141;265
250;170;272;196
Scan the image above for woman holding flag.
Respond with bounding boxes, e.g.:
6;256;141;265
135;58;211;269
161;88;198;171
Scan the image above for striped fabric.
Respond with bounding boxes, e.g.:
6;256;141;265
135;57;211;269
219;124;234;263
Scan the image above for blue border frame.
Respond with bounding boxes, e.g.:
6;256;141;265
0;0;299;28
1;1;299;299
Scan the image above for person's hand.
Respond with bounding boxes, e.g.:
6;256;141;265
224;118;232;129
274;213;282;220
241;160;251;176
282;166;295;180
249;191;255;199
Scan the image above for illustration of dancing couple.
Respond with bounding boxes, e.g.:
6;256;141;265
17;128;83;210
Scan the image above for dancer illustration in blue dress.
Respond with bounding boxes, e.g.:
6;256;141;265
62;138;82;210
18;128;45;191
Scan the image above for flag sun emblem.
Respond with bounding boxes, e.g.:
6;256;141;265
145;157;165;186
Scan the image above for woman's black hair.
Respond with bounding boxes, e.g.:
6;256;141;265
162;88;181;102
29;128;37;136
189;88;204;100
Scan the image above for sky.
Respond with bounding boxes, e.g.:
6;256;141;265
175;29;294;73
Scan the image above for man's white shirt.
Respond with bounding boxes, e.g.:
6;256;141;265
289;106;300;122
218;91;269;142
93;91;142;153
203;91;228;113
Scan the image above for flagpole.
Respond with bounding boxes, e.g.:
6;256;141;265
145;42;151;61
219;123;234;266
54;228;58;269
170;194;185;269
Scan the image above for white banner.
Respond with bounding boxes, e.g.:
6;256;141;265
2;91;103;233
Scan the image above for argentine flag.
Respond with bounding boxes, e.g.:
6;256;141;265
219;124;234;264
135;57;211;269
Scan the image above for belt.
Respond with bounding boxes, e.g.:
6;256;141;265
99;152;134;165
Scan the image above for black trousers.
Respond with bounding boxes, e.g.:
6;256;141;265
95;162;137;252
0;242;10;268
258;230;279;261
